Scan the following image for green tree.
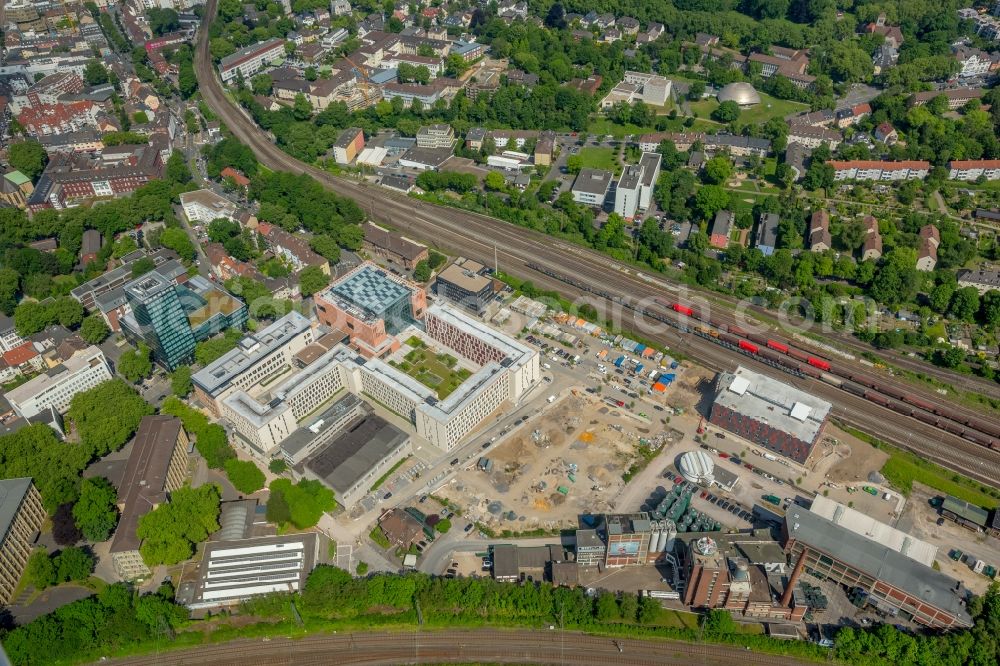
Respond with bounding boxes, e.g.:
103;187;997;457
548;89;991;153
293;93;314;120
54;546;94;582
694;185;731;221
948;287;980;321
298;265;331;297
79;314;110;344
24;548;57;589
484;171;506;191
158;227;196;261
137;484;221;567
131;257;156;277
224;459;265;494
594;591;620;622
7;140;48;180
118;344;153;383
309;234;341;263
412;260;431;282
83;60;110;86
166;151;192;184
702;156;732;185
435;518;452;534
170;365;192;397
979;290;1000;327
67;379;153;457
269;459;288;474
711;101;740;123
72;477;118;542
267;478;335;529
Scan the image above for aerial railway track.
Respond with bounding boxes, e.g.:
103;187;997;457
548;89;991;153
194;0;1000;487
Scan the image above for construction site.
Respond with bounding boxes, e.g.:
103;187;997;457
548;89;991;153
436;392;684;533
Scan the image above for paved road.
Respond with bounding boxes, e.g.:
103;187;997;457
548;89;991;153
105;628;818;666
192;0;1000;487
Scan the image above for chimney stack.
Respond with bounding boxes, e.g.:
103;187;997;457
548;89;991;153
780;548;808;608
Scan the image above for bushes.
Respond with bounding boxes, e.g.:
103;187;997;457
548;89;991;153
24;546;94;590
415;171;478;193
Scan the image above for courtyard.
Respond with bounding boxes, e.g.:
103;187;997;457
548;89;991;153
389;336;473;399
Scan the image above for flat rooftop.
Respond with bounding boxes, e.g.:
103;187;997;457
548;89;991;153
810;496;937;566
572;168;613;196
326;264;414;323
302;413;409;496
786;508;971;626
6;346;105;405
436;258;492;293
193;312;312;396
0;478;34;544
714;365;831;443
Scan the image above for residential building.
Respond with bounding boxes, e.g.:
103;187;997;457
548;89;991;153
257;223;330;274
917;225;940;272
361;221;428;270
755;213;780;256
638;131;705;153
952;44;999;78
863;18;904;49
0;315;27;355
710;365;832;464
571;169;613;207
119;271;248;370
27;141;165;212
808;210;831;252
613;152;661;219
783;504;972;629
314;262;426;357
874;123;898;145
786;124;841;150
957;269;1000;295
0;479;46;604
862;216;883;262
180;189;238;224
948;159;1000;181
415;124;456;149
703;134;771;158
709;210;735;249
332;127;365;165
600;71;672;108
5;346;112;419
219;38;286;83
835;103;871;129
109;416;190;580
435;258;495;315
829;160;930;182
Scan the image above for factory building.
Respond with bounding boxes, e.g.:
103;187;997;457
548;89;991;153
783;501;972;629
709;366;831;463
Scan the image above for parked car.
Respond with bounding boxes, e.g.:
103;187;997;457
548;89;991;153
450;458;460;466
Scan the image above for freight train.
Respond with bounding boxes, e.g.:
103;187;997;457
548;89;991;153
524;263;999;451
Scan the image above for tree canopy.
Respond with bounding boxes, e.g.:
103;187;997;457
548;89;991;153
67;380;153;457
137;484;221;567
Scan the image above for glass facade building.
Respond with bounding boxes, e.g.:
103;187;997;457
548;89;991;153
120;271;248;370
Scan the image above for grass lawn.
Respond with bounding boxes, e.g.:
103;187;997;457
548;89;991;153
393;347;472;399
577;146;620;171
586;118;656;139
687;92;807;128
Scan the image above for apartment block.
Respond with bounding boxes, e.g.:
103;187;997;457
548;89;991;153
180;189;239;224
0;479;46;604
613;152;661;219
219;39;286;83
829;160;930;182
5;346;112;419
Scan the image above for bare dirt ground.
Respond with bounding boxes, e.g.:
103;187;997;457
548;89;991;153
438;393;663;531
897;482;999;595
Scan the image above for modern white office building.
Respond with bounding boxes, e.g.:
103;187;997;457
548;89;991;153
5;346;112;419
613;152;661;219
179;189;239;224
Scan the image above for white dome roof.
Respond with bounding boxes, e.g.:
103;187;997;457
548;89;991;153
718;82;761;106
679;450;715;484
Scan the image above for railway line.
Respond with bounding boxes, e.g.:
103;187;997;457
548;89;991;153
193;1;1000;487
106;628;819;666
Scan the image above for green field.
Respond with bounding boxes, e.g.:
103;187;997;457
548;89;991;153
393;345;472;399
576;146;619;171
